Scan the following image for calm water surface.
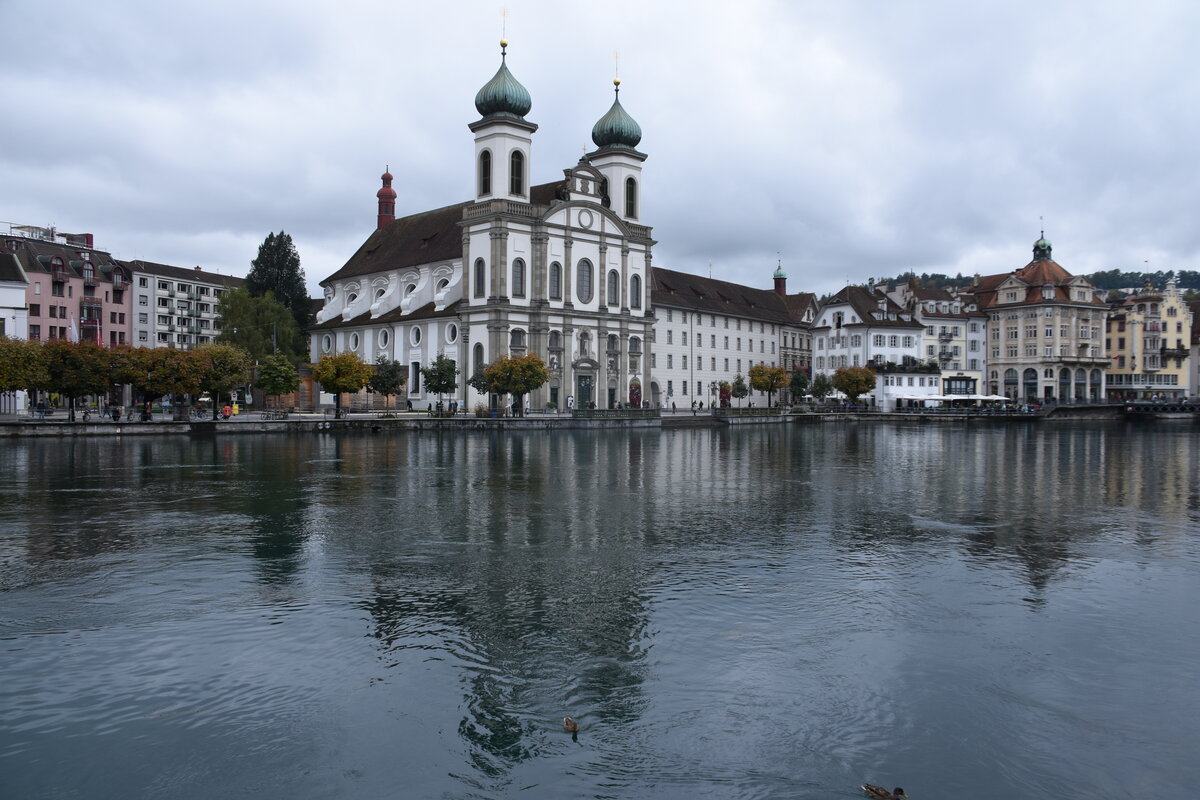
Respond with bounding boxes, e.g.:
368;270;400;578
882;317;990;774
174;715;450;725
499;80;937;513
1;422;1198;799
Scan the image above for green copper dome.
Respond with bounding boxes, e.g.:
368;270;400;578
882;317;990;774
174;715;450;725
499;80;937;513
773;266;787;279
474;44;532;119
1033;232;1052;260
591;80;642;149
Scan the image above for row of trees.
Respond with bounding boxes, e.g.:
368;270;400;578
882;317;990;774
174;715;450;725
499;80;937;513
0;338;299;421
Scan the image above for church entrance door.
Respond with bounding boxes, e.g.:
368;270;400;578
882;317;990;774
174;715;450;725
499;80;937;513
576;374;594;408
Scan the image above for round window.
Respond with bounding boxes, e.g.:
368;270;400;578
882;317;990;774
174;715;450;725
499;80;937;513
322;334;332;353
379;329;390;348
447;324;458;343
411;327;422;346
349;332;360;350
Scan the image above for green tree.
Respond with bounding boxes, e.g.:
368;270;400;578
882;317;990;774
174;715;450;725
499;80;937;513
257;352;300;409
482;354;551;416
810;372;834;401
748;363;790;407
215;287;306;363
789;368;810;401
193;343;252;420
368;355;406;410
831;366;877;405
142;348;202;420
0;336;48;399
420;353;459;404
311;352;374;418
731;373;749;406
42;340;112;421
246;231;311;329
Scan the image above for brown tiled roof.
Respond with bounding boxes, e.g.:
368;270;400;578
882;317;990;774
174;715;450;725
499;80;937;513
0;253;27;283
812;285;924;330
651;267;795;325
320;180;567;286
782;292;817;324
122;259;245;288
2;235;125;282
310;300;463;331
965;258;1106;310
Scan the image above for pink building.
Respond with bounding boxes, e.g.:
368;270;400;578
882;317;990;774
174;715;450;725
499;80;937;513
2;225;132;347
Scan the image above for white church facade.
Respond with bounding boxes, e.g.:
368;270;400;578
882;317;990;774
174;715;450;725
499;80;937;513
311;42;656;410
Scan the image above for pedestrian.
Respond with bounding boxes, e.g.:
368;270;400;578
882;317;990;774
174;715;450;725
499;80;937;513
36;400;46;420
672;401;676;414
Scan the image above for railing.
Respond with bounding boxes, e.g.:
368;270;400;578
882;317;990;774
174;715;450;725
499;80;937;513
713;407;785;417
463;199;538;220
570;408;661;419
1161;346;1189;359
626;222;653;240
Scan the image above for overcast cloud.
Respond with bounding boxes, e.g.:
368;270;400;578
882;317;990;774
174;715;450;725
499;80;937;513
3;0;1198;298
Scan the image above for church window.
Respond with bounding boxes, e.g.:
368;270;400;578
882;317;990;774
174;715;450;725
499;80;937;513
577;259;594;303
625;177;638;219
479;150;492;195
473;343;485;371
608;334;619;352
510;329;526;350
629;337;641;354
512;259;526;298
549;331;561;349
446;324;458;343
349;333;360;351
630;274;642;308
549;262;562;300
509;150;524;195
378;329;390;349
607;270;619;305
474;259;485;298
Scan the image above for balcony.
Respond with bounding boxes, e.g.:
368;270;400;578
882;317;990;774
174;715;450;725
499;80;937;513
938;331;953;342
1161;345;1190;359
112;276;126;291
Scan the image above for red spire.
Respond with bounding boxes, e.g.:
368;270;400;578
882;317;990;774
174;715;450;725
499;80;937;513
376;167;396;230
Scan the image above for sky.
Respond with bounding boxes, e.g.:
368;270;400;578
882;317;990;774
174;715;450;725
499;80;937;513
3;0;1199;299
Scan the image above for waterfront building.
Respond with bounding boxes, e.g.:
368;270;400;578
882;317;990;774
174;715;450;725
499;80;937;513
959;234;1107;402
1190;300;1200;399
773;265;817;376
124;261;243;350
810;285;925;377
871;361;946;411
0;253;30;414
888;281;988;396
310;42;655;410
2;225;131;348
1104;278;1193;400
650;267;797;408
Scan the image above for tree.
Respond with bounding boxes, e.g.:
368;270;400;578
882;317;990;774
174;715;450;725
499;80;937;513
748;363;790;407
42;340;112;421
789;368;810;401
810;372;834;402
143;348;202;420
482;354;551;416
718;380;732;407
257;352;300;409
831;366;877;405
368;355;406;410
246;231;311;330
193;343;252;420
420;353;459;404
311;352;374;418
467;370;491;397
731;373;749;406
215;287;306;363
0;336;48;399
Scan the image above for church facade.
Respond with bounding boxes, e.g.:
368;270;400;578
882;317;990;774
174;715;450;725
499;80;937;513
311;43;655;410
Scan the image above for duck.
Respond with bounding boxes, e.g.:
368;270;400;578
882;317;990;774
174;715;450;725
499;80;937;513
862;785;907;799
563;716;580;733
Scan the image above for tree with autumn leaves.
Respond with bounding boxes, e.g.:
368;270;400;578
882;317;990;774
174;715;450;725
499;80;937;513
831;366;877;405
748;363;790;407
478;353;551;416
311;351;374;418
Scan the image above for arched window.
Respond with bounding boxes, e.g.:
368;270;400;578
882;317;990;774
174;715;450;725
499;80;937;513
510;150;524;195
474;258;486;298
510;329;526;350
607;334;619;352
577;259;594;303
473;343;485;372
512;258;526;298
607;271;619;306
625;177;637;218
549;262;562;300
549;331;562;350
479;150;492;195
629;336;641;354
630;274;642;308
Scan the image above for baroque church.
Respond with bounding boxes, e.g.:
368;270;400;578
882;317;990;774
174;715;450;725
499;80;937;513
311;41;656;410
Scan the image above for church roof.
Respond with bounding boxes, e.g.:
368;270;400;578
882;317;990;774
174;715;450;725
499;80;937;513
591;81;641;150
309;299;463;331
651;267;795;325
320;181;564;286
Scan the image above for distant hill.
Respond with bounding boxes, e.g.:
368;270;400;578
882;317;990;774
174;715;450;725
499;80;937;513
873;269;1200;297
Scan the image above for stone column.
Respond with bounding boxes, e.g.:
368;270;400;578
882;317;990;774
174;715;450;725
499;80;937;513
532;230;549;301
619;329;630;407
620;245;630;312
562;237;574;309
461;233;472;304
598;242;609;310
490;227;508;301
563;321;575;408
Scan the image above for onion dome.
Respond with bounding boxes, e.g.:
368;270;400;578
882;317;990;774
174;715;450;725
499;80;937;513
1033;231;1052;260
376;169;396;200
591;78;642;149
773;265;787;280
474;40;532;119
